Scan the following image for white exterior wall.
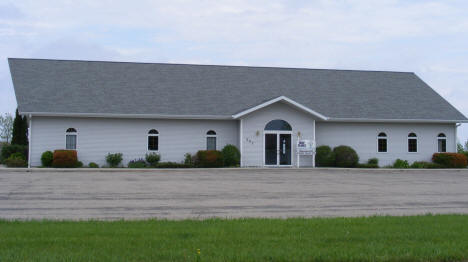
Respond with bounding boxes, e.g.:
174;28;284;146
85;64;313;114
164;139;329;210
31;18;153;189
240;102;317;167
30;117;239;167
316;122;456;166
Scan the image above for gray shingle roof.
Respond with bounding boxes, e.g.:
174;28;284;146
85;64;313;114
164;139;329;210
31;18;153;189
8;58;467;121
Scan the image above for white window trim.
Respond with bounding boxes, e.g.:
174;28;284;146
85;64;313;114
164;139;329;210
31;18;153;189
377;132;388;153
407;133;418;153
147;131;159;152
206;131;217;150
65;128;77;150
437;133;447;153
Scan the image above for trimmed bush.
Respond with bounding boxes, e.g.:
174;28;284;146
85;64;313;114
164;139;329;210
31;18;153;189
4;155;27;167
76;161;84;168
221;144;240;167
358;158;379;168
1;144;28;161
128;158;147;168
392;159;410;169
368;158;379;166
10;152;25;160
145;153;160;167
195;150;224;168
333;145;359;168
315;145;335;167
410;161;443;169
41;151;53;167
432;153;468;168
52;150;78;168
88;162;99;168
156;162;192;168
106;153;123;168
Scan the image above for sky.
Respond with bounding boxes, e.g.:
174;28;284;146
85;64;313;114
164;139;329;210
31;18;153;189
0;0;468;142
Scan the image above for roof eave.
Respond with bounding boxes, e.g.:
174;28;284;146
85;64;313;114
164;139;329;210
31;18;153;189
327;117;468;123
21;112;233;120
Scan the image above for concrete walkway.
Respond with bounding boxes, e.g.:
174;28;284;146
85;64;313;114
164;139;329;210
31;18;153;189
1;168;468;220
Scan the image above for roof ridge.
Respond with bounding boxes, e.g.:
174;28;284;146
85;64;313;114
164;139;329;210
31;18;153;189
7;57;415;74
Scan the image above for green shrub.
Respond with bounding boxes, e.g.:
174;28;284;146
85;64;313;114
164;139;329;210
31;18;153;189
368;158;379;166
4;155;27;167
357;158;379;168
315;145;335;167
432;153;468;168
41;151;53;167
410;161;443;169
76;161;84;168
184;153;194;166
195;150;224;168
88;162;99;168
128;159;147;168
332;145;359;168
52;150;78;168
221;144;240;167
156;162;192;168
145;153;161;167
106;153;123;168
392;159;410;169
10;152;25;160
1;144;28;161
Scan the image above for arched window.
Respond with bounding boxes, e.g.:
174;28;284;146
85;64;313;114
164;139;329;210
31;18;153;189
437;133;446;153
148;129;159;151
206;130;217;150
408;132;418;153
65;128;77;150
264;120;292;131
377;132;387;153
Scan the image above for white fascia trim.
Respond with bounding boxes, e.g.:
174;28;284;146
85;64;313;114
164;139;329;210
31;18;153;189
327;118;468;123
232;96;328;120
20;112;233;120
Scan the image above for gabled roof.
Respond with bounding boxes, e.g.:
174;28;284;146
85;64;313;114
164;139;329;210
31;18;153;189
232;96;328;120
8;58;467;122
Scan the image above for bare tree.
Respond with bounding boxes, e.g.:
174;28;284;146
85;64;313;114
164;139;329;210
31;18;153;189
0;113;13;143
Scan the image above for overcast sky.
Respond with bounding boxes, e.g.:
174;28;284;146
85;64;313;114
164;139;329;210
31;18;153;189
1;0;468;142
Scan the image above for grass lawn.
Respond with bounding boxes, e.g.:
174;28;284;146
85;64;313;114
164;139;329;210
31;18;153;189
1;214;468;262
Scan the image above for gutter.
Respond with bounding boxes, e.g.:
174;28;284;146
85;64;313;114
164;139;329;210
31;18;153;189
19;112;468;123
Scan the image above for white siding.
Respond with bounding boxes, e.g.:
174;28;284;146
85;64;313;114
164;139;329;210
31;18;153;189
316;122;456;166
240;102;317;167
30;117;239;167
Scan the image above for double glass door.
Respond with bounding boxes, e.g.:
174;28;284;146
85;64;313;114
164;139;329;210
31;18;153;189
265;132;292;166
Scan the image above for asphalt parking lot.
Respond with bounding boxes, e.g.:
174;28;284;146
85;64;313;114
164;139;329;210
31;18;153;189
1;168;467;220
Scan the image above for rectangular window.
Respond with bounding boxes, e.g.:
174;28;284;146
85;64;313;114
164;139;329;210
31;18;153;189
378;138;387;152
148;136;158;151
66;135;76;150
438;139;446;153
207;137;216;150
408;139;417;152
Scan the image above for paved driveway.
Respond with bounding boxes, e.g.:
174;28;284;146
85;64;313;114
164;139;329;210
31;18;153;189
1;168;468;220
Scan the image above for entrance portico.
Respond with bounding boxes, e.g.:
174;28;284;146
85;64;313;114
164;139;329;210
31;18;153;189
235;97;324;167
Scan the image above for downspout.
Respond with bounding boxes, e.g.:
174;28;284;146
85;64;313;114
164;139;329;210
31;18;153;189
240;119;243;167
313;120;316;168
28;114;32;168
455;123;461;152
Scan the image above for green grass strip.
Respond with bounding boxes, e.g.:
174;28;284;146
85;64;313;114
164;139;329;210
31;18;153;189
1;214;468;261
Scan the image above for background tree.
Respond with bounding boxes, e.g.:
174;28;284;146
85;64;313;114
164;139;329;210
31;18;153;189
11;109;28;145
0;113;14;143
